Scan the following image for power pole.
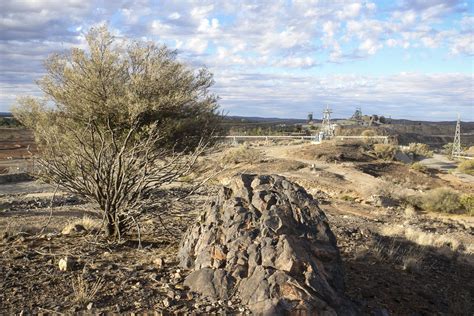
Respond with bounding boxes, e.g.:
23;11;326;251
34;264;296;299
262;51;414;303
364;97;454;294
322;106;333;138
452;114;461;157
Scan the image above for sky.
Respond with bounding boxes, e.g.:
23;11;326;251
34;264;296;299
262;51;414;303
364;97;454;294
0;0;473;121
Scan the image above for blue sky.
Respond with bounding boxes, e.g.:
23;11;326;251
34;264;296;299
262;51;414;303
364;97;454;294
0;0;473;121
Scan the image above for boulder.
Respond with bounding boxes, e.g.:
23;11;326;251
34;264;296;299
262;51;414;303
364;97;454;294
178;174;356;315
394;151;413;164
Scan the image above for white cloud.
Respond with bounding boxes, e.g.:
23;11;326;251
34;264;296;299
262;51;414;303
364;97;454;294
450;33;474;56
150;20;171;35
359;38;382;55
401;10;417;26
0;0;472;120
337;3;362;19
274;57;317;68
213;71;474;120
198;18;219;35
186;37;208;53
169;12;181;20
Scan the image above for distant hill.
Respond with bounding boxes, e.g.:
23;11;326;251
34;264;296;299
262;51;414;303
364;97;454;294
224;116;311;124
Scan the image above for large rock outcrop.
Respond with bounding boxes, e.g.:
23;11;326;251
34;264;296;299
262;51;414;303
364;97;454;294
178;174;356;315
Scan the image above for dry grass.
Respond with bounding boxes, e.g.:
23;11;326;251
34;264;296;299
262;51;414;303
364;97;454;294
381;225;463;253
72;274;105;304
62;216;101;235
404;205;418;218
221;145;264;165
371;238;424;272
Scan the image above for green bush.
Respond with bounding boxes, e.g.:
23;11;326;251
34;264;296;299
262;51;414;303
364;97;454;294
373;144;397;160
456;160;474;175
460;194;474;216
410;162;427;173
422;187;462;214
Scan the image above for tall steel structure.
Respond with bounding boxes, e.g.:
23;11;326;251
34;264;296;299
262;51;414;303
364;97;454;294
452;114;462;157
322;106;334;137
351;107;362;121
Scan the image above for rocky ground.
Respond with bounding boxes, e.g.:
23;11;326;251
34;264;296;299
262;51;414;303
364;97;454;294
1;141;473;314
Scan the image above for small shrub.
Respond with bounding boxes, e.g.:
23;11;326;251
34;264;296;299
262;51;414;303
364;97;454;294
361;129;376;137
72;275;105;304
361;129;377;144
404;143;433;158
399;192;424;209
404;205;418;218
442;143;453;155
340;195;356;202
460;194;474;216
456;160;474;175
402;250;424;273
466;146;474;155
422;187;462;214
373;143;397;160
410;162;427;173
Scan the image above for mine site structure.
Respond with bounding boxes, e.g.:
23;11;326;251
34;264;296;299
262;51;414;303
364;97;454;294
351;107;363;122
452;114;462;157
450;115;473;160
321;106;335;139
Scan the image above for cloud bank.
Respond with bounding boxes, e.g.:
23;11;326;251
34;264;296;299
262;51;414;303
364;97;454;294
0;0;473;120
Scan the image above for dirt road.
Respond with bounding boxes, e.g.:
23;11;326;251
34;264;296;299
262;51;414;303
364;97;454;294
420;154;474;183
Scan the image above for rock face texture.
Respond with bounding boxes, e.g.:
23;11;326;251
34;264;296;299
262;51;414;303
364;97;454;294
178;174;356;315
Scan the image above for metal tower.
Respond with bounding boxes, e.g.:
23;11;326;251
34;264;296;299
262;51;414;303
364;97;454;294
452;114;462;157
351;107;362;121
322;106;334;137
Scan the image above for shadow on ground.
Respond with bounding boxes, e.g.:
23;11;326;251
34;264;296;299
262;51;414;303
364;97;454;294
343;233;474;315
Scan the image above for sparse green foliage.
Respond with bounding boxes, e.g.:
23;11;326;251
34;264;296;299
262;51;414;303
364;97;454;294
404;143;433;158
422;187;462;214
456;159;474;175
0;117;21;127
410;162;427;173
13;26;219;240
460;194;474;216
442;143;453;155
373;143;397;160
